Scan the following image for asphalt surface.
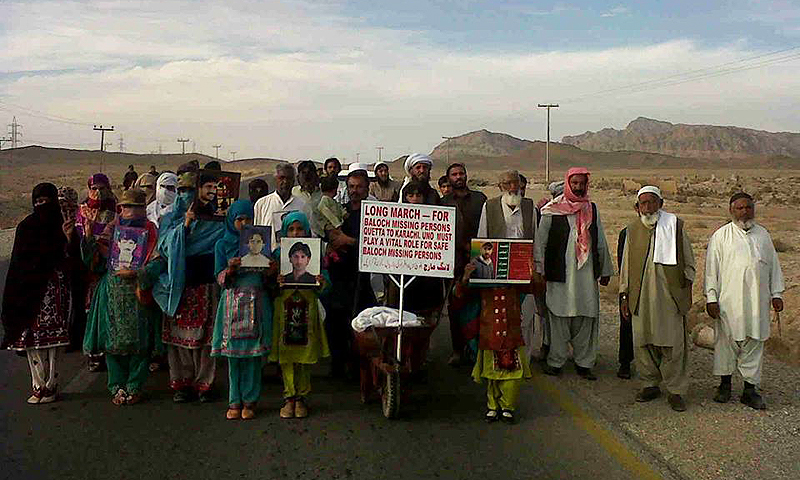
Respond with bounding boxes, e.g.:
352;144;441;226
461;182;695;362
0;175;670;480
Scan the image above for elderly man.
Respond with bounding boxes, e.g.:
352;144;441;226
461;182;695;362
369;161;401;202
475;170;540;362
705;192;784;410
620;186;694;412
535;168;613;381
399;153;439;205
254;163;306;247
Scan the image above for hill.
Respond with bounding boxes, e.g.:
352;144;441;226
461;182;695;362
430;129;534;160
561;117;800;159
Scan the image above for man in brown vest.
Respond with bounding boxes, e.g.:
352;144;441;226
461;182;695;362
620;186;695;412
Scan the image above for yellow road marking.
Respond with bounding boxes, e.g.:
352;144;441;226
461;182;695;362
532;374;666;480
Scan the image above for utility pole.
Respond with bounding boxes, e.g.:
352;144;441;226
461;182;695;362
158;144;162;155
230;151;237;161
537;104;559;183
212;144;221;159
192;141;196;153
93;124;114;151
177;138;189;154
93;124;114;172
119;136;125;152
355;152;360;163
376;146;384;163
442;136;456;164
9;117;22;148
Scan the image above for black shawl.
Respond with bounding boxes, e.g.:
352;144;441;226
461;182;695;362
1;183;66;348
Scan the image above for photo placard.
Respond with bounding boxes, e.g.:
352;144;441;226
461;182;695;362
468;238;534;284
280;237;322;287
108;225;149;272
239;225;272;269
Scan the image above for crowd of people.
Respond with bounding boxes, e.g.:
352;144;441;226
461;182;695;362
0;153;785;423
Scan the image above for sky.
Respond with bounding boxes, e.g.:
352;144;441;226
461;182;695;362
1;0;799;162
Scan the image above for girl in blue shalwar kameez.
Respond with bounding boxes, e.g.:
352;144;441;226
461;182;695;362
211;200;274;420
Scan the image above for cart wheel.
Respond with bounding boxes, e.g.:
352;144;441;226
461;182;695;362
382;371;400;419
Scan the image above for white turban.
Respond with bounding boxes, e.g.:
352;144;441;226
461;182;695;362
637;185;662;199
404;153;433;173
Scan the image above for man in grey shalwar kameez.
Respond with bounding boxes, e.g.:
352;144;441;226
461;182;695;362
620;186;695;412
534;168;613;381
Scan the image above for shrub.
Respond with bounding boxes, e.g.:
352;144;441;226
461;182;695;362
773;238;793;253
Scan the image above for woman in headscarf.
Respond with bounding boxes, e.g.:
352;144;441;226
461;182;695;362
146;172;178;228
2;183;72;404
151;170;225;403
82;189;160;405
76;173;117;238
270;211;330;420
76;173;118;372
211;200;274;420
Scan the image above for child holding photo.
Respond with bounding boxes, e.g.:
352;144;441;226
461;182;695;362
82;189;160;406
271;211;330;419
211;200;274;420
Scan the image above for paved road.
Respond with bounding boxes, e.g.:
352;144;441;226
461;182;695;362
0;174;671;480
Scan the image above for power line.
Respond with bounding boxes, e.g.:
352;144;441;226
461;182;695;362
0;101;93;126
560;45;800;104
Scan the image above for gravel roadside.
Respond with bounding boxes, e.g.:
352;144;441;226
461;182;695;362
543;302;800;480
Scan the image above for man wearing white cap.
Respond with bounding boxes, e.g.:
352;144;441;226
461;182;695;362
705;192;784;410
620;186;695;412
369;161;401;202
398;153;439;205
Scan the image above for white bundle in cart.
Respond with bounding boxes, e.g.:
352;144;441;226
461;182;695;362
351;307;424;332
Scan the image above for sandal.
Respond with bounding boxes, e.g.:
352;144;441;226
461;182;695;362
226;407;242;420
242;404;256;420
112;389;127;406
27;388;44;405
485;409;499;423
125;393;143;405
500;409;515;424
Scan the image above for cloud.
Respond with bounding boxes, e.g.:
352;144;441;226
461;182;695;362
600;5;629;18
1;1;798;159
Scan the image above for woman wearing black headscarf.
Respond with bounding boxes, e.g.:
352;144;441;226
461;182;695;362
2;183;73;404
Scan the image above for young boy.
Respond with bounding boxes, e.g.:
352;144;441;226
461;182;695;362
453;262;534;424
316;175;347;234
438;175;452;197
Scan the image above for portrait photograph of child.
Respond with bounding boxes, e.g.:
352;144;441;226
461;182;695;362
239;225;272;269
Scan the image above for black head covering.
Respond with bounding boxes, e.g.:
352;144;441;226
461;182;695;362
2;183;67;348
248;179;270;203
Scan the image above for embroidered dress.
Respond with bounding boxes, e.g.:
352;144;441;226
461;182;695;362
211;272;272;358
269;288;329;366
162;284;216;349
10;269;72;351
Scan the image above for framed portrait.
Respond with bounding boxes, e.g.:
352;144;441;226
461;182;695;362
239;225;272;269
108;226;149;272
280;237;321;287
468;238;534;284
196;169;242;222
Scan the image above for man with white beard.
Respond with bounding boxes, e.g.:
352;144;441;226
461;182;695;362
477;170;538;361
535;168;613;381
705;192;784;410
620;186;695;412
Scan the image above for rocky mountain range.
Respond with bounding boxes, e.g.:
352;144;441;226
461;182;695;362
561;117;800;159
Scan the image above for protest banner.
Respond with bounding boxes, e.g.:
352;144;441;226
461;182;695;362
358;201;456;279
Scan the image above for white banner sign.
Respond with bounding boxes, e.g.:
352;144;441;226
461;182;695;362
358;201;456;278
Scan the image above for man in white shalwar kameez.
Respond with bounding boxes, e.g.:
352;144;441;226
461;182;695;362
705;192;784;410
535;167;613;381
620;186;695;412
